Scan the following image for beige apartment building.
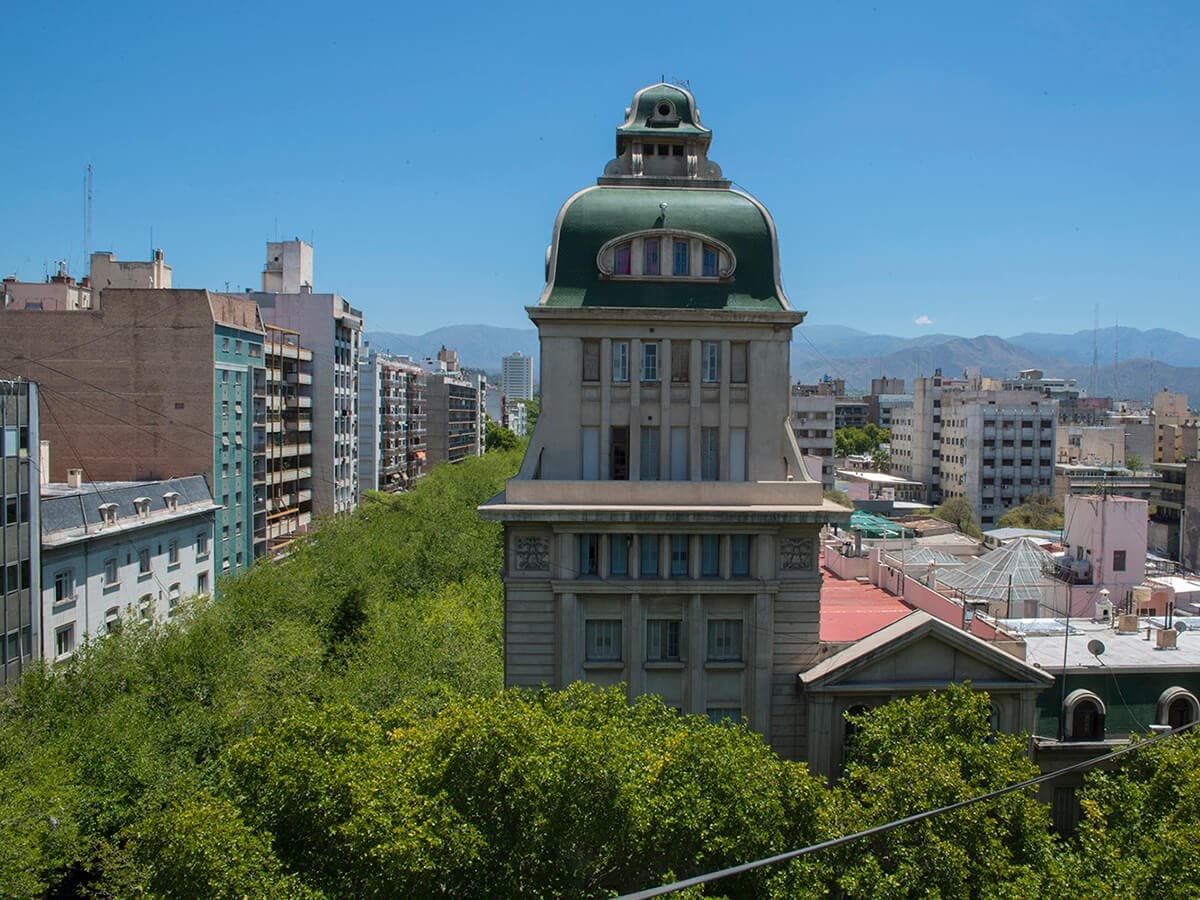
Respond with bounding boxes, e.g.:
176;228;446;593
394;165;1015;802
479;83;847;760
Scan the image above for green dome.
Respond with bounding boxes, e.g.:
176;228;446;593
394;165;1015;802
616;83;710;139
541;185;789;312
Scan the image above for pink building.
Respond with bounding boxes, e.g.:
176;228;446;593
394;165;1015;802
1045;494;1148;617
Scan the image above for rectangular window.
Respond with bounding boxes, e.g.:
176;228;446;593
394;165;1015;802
731;343;748;383
671;534;689;577
582;427;600;480
222;337;230;351
702;245;719;277
609;535;629;577
646;619;682;662
54;569;74;604
578;534;599;576
1113;550;1126;572
610;427;629;480
731;535;751;577
196;532;209;557
585;619;622;662
701;342;720;383
104;557;118;586
670;428;688;481
640;534;660;577
55;624;74;659
582;340;600;382
707;619;743;661
234;339;243;354
197;572;209;594
614;244;631;275
2;427;17;457
642;342;659;382
138;548;151;575
644;239;660;276
701;535;719;576
701;428;720;481
612;342;630;383
729;429;747;482
671;340;690;382
673;240;689;276
640;427;660;480
168;540;179;566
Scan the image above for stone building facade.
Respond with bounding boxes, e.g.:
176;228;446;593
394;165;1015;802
480;83;847;760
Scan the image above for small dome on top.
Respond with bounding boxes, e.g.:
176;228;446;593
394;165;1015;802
617;83;709;138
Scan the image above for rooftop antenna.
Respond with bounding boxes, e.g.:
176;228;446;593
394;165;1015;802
84;163;93;269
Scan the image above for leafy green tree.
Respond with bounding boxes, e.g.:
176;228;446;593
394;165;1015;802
996;493;1063;531
1061;731;1200;898
485;418;519;452
933;496;983;538
835;424;890;459
1125;453;1143;472
783;685;1057;898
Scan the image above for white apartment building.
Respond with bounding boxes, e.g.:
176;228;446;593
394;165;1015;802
939;391;1058;528
501;351;534;402
40;475;217;660
252;240;363;515
790;390;835;489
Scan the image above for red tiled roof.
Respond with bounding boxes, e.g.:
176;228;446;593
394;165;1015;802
820;566;911;643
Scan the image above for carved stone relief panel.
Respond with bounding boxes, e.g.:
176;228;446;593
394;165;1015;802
779;534;816;574
513;534;551;574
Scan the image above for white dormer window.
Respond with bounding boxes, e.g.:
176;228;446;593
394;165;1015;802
98;502;118;526
598;229;734;281
163;491;180;511
134;497;151;519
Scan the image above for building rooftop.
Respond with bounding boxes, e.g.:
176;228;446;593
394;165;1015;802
819;568;912;643
41;476;216;546
1015;616;1200;671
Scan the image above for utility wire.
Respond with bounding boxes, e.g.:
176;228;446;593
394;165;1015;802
618;720;1197;899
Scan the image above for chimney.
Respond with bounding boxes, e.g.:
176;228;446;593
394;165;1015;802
67;468;83;489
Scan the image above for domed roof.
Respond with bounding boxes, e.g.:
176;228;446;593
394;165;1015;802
616;83;710;140
540;185;789;312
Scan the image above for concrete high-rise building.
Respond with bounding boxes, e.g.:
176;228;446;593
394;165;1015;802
252;241;363;516
262;325;315;557
479;82;846;760
0;284;264;577
790;390;835;489
358;347;427;492
501;351;535;402
939;390;1058;528
1;380;40;684
890;369;971;504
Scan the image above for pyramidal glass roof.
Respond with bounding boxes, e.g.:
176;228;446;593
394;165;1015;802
936;537;1053;606
899;547;963;567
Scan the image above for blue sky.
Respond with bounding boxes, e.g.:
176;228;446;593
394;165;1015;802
3;1;1197;337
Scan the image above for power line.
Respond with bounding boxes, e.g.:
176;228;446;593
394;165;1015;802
617;720;1196;899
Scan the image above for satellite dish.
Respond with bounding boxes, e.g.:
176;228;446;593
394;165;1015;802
1176;621;1189;634
1087;639;1106;657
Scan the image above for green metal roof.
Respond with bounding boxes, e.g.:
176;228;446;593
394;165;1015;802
850;510;913;538
616;83;709;139
542;186;787;312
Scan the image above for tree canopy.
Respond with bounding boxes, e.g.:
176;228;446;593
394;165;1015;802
835;423;890;459
997;493;1064;531
932;496;984;539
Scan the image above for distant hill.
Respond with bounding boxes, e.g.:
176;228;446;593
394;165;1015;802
366;323;1200;403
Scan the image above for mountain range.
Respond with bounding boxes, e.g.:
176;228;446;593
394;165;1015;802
365;324;1200;403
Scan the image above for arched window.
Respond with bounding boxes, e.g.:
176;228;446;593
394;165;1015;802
597;230;735;280
1157;687;1200;730
1063;689;1106;741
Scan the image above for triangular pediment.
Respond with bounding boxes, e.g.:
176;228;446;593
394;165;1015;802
800;611;1053;691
